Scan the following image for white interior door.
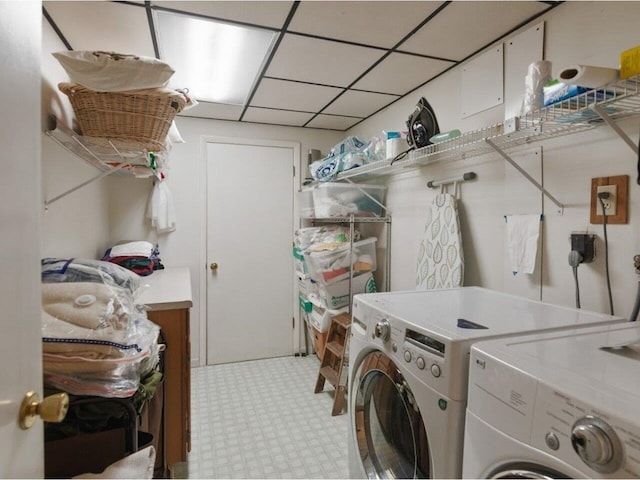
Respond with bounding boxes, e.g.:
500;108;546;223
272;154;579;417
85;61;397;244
1;1;46;477
206;140;296;364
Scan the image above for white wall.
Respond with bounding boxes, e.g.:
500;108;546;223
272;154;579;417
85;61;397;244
348;1;640;318
40;16;341;366
41;17;110;258
106;116;341;365
39;2;640;368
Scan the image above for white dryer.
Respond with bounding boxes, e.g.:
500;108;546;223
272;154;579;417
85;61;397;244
347;287;626;479
463;322;640;479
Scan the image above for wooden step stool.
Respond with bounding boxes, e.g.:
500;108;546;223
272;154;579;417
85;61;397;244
314;312;351;416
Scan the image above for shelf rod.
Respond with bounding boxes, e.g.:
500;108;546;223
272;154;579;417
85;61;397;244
44;162;130;208
592;104;639;155
427;171;476;188
485;139;564;215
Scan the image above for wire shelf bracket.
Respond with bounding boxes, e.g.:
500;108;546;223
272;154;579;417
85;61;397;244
592;104;640;156
485;138;564;215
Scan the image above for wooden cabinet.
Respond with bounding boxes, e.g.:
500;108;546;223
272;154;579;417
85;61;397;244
138;267;193;474
147;308;191;470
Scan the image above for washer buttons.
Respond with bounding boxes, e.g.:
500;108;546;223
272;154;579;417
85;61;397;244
431;364;442;377
416;356;426;370
545;432;560;451
404;350;412;363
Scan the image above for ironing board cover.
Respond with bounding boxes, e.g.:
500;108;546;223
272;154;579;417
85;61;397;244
416;193;464;289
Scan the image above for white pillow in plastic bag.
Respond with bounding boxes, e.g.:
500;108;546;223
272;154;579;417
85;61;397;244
52;50;175;92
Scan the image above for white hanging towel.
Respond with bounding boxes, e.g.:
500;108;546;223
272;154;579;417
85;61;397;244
146;180;176;234
416;193;464;290
505;214;541;275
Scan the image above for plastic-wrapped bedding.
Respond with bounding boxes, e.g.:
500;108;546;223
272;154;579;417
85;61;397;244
41;257;143;297
40;264;160;398
42;308;161;398
42;282;135;331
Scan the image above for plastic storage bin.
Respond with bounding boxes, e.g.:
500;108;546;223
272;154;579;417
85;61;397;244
296;271;316;298
312;183;386;217
293;246;308;274
298;189;315;218
304;237;377;284
316;272;376;309
308;294;349;332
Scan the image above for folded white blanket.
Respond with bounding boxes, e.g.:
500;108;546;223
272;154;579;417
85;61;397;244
110;241;154;258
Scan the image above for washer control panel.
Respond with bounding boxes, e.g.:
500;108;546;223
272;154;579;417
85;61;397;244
352;301;448;393
531;384;639;477
400;327;445;388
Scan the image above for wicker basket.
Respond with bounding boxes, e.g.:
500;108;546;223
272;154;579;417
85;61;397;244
58;83;187;151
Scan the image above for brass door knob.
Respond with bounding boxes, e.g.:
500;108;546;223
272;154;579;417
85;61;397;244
210;262;218;271
19;391;69;430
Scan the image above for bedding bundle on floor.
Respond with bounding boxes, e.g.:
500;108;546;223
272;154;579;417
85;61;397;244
41;258;161;398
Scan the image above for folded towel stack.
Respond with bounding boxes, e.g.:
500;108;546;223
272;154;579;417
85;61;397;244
102;241;163;276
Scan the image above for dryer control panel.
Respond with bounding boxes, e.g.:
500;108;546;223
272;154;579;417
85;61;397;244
530;384;640;478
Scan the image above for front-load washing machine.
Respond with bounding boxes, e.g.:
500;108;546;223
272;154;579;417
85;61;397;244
463;321;640;479
347;287;626;479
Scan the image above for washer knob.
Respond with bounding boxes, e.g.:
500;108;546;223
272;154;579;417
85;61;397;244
373;319;391;342
416;357;426;370
431;364;441;377
404;350;412;363
545;432;560;451
570;417;623;473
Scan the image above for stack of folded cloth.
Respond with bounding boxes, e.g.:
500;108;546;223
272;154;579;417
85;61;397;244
102;241;161;276
41;258;161;398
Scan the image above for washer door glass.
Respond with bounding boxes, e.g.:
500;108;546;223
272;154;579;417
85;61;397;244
353;351;430;479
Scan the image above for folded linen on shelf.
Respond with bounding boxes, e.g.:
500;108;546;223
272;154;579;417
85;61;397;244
109;241;154;258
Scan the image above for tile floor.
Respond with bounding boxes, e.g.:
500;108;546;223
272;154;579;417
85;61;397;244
186;355;349;479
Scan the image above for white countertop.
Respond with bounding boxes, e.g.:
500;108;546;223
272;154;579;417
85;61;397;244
137;266;193;311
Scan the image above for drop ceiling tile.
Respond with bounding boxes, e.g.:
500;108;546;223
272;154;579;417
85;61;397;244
324;90;398;118
353;52;454;95
306;114;362;131
243;108;314;127
288;1;444;49
400;1;549;61
152;1;293;29
44;1;155;57
251;78;343;112
178;102;242;121
266;34;385;87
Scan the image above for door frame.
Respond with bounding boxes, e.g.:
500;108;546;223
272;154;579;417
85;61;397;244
198;136;301;366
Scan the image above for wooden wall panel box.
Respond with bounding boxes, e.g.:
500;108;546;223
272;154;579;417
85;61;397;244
590;175;629;224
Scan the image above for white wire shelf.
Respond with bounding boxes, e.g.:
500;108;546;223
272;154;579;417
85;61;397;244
44;117;155;207
45;117;154;176
302;215;391;224
331;73;640;182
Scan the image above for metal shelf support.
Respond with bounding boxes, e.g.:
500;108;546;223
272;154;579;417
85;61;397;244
485;138;564;215
592;104;639;156
44;162;129;208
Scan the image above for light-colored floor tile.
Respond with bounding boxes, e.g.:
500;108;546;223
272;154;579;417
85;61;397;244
187;355;349;479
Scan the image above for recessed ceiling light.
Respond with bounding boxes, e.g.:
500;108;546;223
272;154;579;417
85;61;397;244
155;10;277;105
